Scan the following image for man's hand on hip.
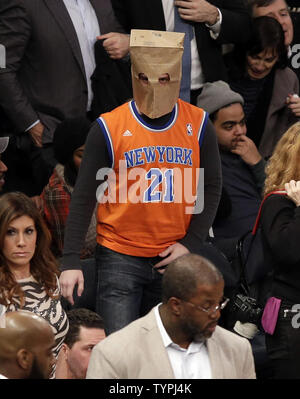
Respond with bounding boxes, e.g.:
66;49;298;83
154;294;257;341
153;243;189;274
59;270;84;305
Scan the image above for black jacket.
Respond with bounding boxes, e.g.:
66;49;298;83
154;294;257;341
111;0;252;82
261;194;300;303
91;40;132;118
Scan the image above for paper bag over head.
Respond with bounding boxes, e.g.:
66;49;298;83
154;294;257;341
129;30;185;119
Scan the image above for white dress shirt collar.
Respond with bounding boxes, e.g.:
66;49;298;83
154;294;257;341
154;304;212;379
161;0;222;89
63;0;100;111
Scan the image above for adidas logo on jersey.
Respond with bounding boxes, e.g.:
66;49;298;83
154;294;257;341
123;130;132;136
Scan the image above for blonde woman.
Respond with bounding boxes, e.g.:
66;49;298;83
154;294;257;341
261;122;300;379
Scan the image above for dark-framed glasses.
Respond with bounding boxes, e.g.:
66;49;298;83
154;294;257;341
182;297;230;316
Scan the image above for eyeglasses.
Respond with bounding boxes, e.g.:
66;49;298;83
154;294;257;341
181;297;230;316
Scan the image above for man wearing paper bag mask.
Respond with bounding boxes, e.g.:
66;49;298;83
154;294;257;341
130;30;183;118
110;0;252;104
59;30;222;335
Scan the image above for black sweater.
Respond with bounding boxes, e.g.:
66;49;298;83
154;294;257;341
261;194;300;303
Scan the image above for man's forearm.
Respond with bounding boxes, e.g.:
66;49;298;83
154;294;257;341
0;0;39;132
60;122;111;271
215;0;252;44
0;73;39;132
179;120;222;250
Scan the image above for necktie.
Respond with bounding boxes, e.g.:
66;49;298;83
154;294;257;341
174;6;193;102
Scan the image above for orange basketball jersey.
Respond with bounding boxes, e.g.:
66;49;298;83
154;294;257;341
96;99;208;256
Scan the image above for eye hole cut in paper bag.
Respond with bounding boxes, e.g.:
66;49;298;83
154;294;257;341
130;30;184;119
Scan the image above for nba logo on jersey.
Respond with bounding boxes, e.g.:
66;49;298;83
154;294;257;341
186;123;193;136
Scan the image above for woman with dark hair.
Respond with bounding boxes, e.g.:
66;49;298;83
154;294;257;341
0;192;69;375
226;16;299;159
260;122;300;378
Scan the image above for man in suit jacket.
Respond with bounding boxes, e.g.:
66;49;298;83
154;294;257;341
0;0;129;195
111;0;252;103
86;254;256;379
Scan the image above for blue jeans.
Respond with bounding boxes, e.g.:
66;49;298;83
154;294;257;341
95;244;163;335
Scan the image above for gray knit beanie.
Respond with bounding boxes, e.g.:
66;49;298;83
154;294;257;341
196;80;244;115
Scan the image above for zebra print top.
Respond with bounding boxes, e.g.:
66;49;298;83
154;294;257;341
6;275;69;376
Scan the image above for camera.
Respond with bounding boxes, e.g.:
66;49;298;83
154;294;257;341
229;294;263;325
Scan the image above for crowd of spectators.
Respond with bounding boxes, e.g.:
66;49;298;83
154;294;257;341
0;0;300;380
